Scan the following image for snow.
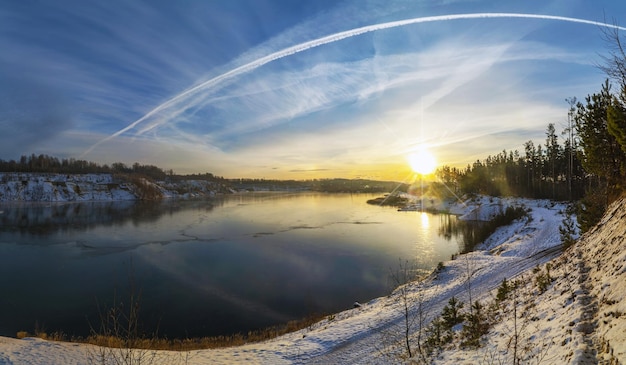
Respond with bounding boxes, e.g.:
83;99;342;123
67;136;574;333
1;194;625;364
0;173;136;202
0;173;221;202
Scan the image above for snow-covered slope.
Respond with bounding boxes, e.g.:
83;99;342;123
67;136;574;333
435;197;626;364
0;195;625;364
577;199;626;362
0;173;223;202
0;173;135;201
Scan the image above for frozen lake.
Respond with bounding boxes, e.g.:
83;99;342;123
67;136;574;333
0;192;471;339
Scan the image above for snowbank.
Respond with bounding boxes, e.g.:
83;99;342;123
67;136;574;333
449;194;530;221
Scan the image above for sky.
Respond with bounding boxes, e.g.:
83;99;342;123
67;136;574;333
1;0;626;180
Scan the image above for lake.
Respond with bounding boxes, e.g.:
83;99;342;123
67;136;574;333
0;192;469;339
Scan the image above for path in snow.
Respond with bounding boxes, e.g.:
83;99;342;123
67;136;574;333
304;247;562;364
301;199;567;364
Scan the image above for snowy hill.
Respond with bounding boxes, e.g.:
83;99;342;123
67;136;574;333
0;195;625;364
0;173;225;202
432;197;626;364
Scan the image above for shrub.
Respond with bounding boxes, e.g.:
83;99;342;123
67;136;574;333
559;205;578;248
441;296;465;330
460;301;490;348
129;176;163;200
535;264;553;294
496;278;510;303
424;318;447;354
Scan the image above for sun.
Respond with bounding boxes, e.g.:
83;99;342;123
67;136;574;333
407;147;437;175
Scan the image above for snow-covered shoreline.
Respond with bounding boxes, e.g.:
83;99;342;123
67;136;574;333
1;195;625;364
0;173;226;202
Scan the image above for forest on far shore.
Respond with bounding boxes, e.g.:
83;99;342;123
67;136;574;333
0;154;224;182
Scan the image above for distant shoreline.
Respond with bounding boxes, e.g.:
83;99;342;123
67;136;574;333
0;172;228;202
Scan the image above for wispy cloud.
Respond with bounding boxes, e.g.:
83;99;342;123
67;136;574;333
117;36;587;154
87;12;626;151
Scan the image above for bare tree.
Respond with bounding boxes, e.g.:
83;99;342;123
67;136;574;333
87;262;163;365
463;254;483;317
564;97;577;202
598;20;626;89
378;260;429;363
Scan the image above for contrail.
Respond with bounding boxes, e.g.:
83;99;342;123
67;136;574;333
83;12;626;156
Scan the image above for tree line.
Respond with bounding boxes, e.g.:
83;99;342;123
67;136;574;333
229;177;407;193
435;121;584;202
0;154;225;182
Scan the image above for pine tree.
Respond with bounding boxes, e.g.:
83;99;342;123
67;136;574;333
574;80;626;203
559;205;578;248
607;86;626;155
545;123;560;200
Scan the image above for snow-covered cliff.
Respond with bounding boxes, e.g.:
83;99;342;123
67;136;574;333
0;173;225;202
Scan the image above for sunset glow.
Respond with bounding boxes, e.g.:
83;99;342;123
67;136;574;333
408;148;437;175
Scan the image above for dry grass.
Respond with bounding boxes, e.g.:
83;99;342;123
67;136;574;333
16;330;69;342
85;312;327;351
19;312;328;351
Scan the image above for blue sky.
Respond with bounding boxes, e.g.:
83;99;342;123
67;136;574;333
1;0;625;180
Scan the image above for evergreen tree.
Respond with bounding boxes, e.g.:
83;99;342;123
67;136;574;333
545;123;560;200
523;140;537;196
575;80;626;203
607;85;626;155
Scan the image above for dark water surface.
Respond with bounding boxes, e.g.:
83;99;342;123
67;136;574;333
0;193;467;338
